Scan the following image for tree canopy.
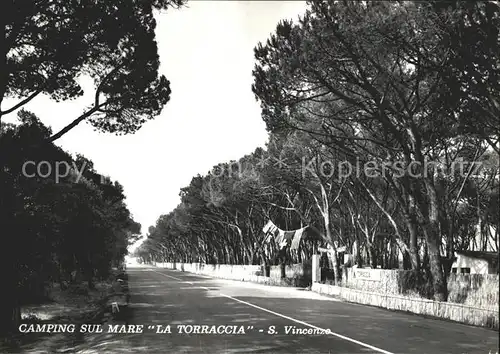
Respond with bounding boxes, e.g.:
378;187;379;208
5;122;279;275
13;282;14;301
0;0;184;141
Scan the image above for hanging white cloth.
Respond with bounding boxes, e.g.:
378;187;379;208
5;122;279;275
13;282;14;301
290;227;306;251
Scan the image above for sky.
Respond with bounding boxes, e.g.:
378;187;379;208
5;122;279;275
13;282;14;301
3;1;307;242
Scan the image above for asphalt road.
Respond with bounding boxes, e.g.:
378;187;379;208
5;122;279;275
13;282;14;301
71;266;498;354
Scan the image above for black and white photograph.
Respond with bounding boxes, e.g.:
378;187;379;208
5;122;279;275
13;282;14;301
0;0;499;353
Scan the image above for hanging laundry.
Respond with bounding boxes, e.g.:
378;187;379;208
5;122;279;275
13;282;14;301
278;231;294;250
290;227;306;251
260;220;313;253
275;229;285;245
262;220;274;234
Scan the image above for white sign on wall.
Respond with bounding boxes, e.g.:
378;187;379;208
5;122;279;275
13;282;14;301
354;268;382;281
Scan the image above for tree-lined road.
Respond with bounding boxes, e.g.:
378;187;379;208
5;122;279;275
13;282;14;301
77;266;498;354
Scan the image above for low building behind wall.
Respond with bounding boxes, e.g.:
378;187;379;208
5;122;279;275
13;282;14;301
451;251;499;275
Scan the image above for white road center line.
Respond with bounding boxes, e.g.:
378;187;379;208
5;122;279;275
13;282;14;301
151;269;394;354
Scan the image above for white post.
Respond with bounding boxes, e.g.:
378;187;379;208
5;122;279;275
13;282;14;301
312;254;320;283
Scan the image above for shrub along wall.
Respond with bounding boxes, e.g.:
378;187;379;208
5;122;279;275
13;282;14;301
447;274;499;310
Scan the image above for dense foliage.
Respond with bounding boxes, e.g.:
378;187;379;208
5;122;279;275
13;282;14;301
0;111;141;333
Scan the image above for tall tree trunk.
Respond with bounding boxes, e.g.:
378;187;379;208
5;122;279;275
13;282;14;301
422;178;448;301
369;246;377;269
477;195;483;251
354;240;363;267
406;216;421;273
325;222;341;285
223;245;230;264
